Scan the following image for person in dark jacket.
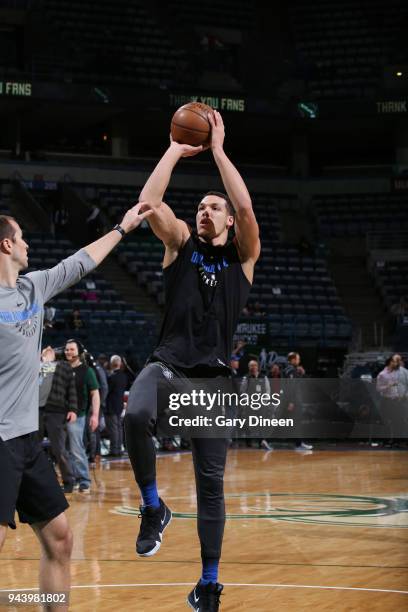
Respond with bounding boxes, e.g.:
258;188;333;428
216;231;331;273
39;346;78;493
105;355;128;457
283;352;313;452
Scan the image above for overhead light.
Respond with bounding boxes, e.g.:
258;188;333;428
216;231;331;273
396;71;403;77
297;102;319;119
94;87;110;103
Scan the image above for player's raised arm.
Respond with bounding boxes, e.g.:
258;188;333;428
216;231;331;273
209;111;261;265
138;140;203;250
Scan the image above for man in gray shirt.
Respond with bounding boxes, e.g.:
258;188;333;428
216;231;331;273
0;202;152;609
393;354;408;400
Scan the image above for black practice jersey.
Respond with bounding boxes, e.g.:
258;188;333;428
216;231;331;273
153;231;251;370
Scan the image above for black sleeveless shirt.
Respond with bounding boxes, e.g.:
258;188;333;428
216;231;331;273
152;231;251;370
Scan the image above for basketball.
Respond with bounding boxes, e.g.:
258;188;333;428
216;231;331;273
170;102;213;146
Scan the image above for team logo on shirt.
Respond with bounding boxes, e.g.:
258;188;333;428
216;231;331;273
0;303;41;337
191;251;229;287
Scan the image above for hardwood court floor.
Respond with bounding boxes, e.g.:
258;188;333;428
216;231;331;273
1;448;407;611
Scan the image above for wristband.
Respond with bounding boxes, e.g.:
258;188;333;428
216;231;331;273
113;224;126;237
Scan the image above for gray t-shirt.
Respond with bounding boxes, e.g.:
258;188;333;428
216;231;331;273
0;249;96;441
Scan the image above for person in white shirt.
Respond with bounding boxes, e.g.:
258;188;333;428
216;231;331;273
376;356;407;442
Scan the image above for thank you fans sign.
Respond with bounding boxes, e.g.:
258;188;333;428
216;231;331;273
0;81;32;97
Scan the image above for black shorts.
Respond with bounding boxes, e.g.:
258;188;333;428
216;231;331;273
0;432;69;529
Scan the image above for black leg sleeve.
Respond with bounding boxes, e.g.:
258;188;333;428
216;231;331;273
191;437;228;560
124;363;164;487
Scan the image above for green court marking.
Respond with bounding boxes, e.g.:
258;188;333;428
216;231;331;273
112;493;408;528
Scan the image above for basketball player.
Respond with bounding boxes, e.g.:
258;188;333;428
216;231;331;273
0;203;152;610
124;110;260;611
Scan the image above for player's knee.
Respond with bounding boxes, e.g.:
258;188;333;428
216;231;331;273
56;524;73;563
62;524;73;560
46;522;73;563
197;471;224;500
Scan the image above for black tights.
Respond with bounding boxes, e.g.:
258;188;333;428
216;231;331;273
124;362;228;559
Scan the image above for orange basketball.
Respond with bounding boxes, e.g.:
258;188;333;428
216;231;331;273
170;102;213;146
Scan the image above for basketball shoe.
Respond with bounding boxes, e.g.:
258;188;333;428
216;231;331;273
136;498;172;556
187;581;223;611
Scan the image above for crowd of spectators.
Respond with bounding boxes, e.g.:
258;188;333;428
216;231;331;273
39;334;408;494
229;346;313;452
373;353;408;447
39;339;133;493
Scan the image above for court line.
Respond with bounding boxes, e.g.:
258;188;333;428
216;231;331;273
138;491;408;501
1;558;408;570
1;583;407;595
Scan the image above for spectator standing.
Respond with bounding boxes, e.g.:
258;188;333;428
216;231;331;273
105;355;128;457
376;356;407;442
39;347;77;493
283;352;313;451
240;359;272;451
393;354;408;400
87;356;109;465
64;339;100;493
376;356;399;400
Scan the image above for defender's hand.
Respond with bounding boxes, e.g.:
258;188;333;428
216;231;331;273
120;202;154;233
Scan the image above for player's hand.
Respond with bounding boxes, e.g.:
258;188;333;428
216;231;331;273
89;413;99;432
66;411;77;424
287;403;295;412
120;202;154;233
169;135;205;157
208;110;225;151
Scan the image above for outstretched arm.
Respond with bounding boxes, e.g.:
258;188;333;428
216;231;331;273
28;203;153;302
209;111;260;265
84;202;153;265
139;140;203;250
